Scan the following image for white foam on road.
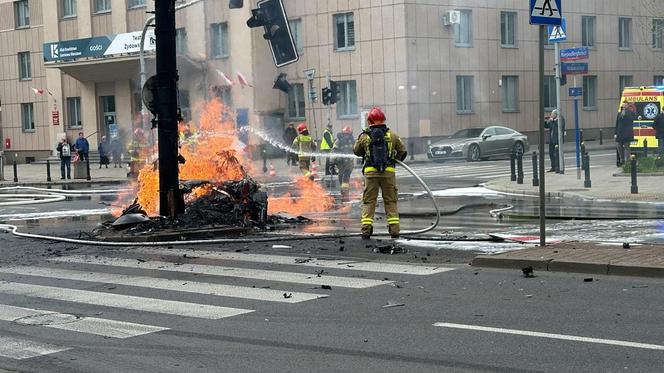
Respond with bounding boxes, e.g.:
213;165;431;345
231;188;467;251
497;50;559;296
0;266;327;303
0;281;253;320
0;336;70;360
129;248;454;275
50;255;392;288
0;304;167;338
434;322;664;351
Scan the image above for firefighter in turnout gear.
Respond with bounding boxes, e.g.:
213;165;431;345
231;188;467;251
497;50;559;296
292;123;317;180
333;126;355;201
320;123;336;176
353;107;407;239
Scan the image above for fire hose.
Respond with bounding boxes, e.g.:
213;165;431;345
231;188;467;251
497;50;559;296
0;160;440;246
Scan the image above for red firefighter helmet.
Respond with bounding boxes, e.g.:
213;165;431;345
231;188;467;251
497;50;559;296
342;126;353;134
133;128;145;138
367;107;386;126
297;123;308;134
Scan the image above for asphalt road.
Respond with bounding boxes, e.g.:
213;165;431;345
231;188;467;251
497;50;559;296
0;238;661;373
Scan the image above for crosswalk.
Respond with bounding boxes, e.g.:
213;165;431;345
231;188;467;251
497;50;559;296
0;250;455;360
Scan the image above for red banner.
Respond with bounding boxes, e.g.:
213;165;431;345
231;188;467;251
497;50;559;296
52;111;60;126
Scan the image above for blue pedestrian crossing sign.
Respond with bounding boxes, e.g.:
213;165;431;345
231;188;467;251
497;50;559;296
548;18;567;42
530;0;562;26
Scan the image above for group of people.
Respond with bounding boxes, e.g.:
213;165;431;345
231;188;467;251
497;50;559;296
286;107;407;239
56;132;124;179
615;102;664;165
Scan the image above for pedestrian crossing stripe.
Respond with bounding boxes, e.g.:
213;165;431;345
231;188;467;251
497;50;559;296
0;336;70;360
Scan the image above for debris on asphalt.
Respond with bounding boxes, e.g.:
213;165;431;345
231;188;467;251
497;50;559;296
137;258;147;263
622;242;630;249
382;301;405;309
584;278;594;282
283;293;292;298
182;254;199;259
372;244;408;255
272;245;292;249
294;258;311;263
631;285;648;289
321;285;332;290
522;266;535;278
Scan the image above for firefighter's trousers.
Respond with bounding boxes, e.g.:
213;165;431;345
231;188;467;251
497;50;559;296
361;172;399;236
298;159;312;178
336;159;353;188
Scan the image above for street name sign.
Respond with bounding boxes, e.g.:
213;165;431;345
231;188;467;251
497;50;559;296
568;87;583;97
547;18;567;42
530;0;562;26
561;62;588;75
560;47;589;61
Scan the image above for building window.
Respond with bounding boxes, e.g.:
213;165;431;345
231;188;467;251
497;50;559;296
619;75;633;96
583;76;597;110
179;90;191;122
334;13;355;51
287;83;306;119
653;19;664;49
454;10;472;47
289;19;303;54
14;0;30;28
618;17;631;49
500;12;517;47
61;0;76;17
66;97;82;129
128;0;146;8
582;16;596;47
337;80;358;118
211;23;229;58
18;52;31;80
654;75;664;86
501;76;519;112
175;28;187;55
21;103;34;132
456;76;473;113
543;75;557;110
94;0;111;13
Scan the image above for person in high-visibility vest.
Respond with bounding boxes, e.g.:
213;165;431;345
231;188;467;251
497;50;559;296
333;126;355;200
353;107;406;239
320;123;336;176
292;123;317;180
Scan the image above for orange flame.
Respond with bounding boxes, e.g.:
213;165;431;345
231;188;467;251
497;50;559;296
268;177;335;215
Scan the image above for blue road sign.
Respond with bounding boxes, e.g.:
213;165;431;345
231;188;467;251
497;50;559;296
547;18;567;42
530;0;562;26
568;87;583;97
561;62;588;75
560;47;589;61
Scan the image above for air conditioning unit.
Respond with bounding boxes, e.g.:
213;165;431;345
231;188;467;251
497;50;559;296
443;10;461;26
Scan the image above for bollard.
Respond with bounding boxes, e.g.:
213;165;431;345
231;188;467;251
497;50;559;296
261;144;267;173
532;151;539;187
643;139;648;158
46;160;52;182
630;155;638;194
583;151;591;188
516;151;524;184
13;160;18;183
554;144;561;173
86;157;91;181
580;129;584;144
409;141;415;161
0;152;4;181
510;152;516;182
599;129;603;145
581;142;586;157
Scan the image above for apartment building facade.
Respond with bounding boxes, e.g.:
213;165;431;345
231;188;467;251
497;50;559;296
0;0;662;162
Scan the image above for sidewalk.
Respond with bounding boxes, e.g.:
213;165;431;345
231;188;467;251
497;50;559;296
0;162;129;186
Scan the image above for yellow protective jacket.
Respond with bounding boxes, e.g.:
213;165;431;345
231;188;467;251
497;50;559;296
353;126;406;175
292;134;316;160
320;128;334;151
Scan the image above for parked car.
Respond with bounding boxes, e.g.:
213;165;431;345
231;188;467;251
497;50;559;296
427;125;529;162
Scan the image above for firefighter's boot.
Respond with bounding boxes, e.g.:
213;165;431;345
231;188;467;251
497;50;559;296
388;223;400;239
361;225;373;240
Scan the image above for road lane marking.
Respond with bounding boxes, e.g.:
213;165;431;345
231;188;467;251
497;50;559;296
129;248;454;275
0;282;253;320
433;322;664;351
0;304;167;338
50;255;392;288
0;266;327;303
0;336;71;360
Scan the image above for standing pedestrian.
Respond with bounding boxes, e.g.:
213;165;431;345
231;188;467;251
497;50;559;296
111;137;123;168
320;123;336;175
282;123;298;166
654;110;664;157
98;136;110;168
353;107;406;240
333;126;355;200
615;102;636;166
544;109;565;172
56;137;72;179
292;123;317;180
74;132;90;162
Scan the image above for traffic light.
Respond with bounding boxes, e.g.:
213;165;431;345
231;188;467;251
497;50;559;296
560;74;567;86
273;73;291;93
322;80;340;106
229;0;243;9
246;0;299;67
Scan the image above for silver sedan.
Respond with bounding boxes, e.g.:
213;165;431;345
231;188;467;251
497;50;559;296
427;126;529;162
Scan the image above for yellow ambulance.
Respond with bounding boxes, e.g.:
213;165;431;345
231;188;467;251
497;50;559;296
618;86;663;151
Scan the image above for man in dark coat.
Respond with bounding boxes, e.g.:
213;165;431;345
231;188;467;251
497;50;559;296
544;109;565;172
615;102;635;166
282;123;298;166
654;110;664;157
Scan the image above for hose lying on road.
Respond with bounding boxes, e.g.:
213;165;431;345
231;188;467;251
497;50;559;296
0;160;440;246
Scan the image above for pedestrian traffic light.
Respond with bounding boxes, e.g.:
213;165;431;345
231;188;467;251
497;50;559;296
322;87;331;106
246;0;299;67
273;73;292;93
322;80;340;106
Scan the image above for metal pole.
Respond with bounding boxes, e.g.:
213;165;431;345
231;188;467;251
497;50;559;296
516;151;524;184
599;129;603;145
46;160;52;182
574;97;580;169
630;155;638;194
555;40;564;174
538;25;547;247
510;152;516;182
308;79;319;141
155;0;184;217
0;152;4;181
85;157;91;181
532;151;539;187
583;151;591;188
644;139;648;158
13;159;18;183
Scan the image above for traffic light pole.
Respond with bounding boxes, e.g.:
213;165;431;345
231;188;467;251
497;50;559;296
538;25;547;247
155;0;184;218
326;72;332;129
555;40;565;173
